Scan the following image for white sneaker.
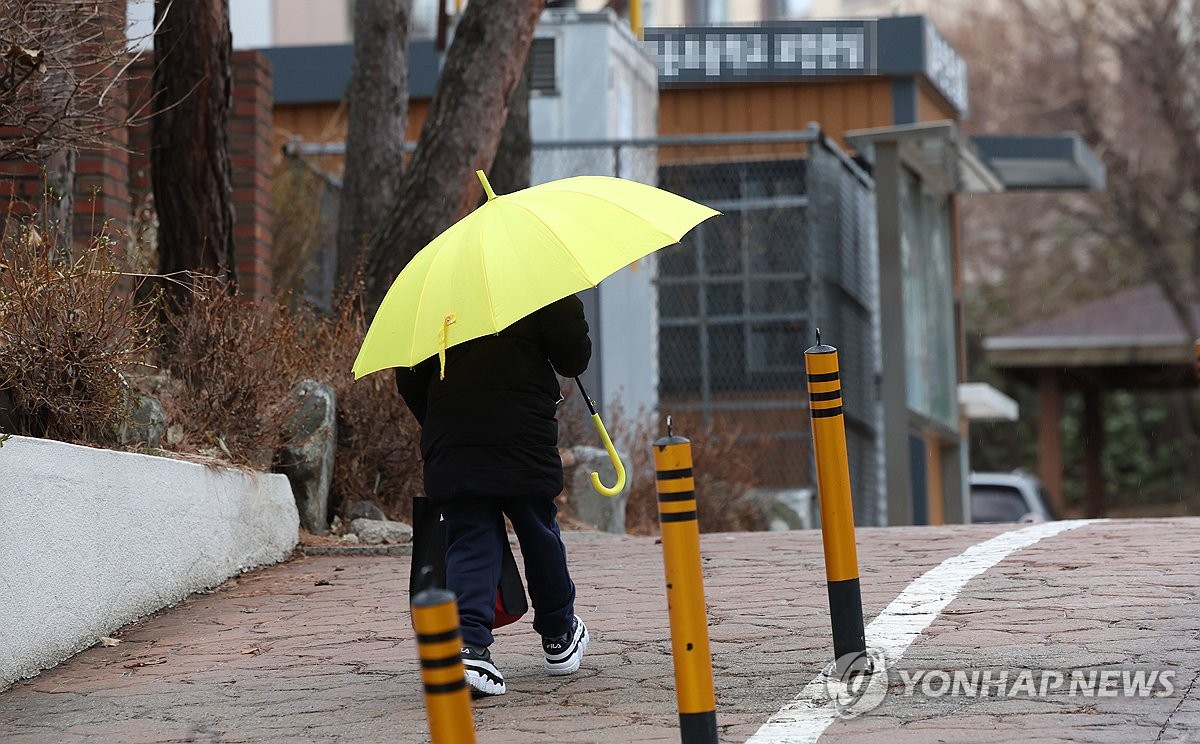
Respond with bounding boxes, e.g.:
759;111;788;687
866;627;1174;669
461;644;505;696
541;616;589;675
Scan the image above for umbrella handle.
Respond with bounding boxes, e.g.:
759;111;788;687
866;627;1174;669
588;413;626;497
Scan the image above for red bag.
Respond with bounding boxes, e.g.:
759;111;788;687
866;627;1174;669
492;542;528;628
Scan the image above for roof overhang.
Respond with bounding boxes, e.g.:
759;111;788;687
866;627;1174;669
958;382;1019;421
983;334;1192;369
261;40;442;105
845;120;1003;195
970;133;1106;191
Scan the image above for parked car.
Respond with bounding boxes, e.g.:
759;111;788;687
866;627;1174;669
969;470;1058;524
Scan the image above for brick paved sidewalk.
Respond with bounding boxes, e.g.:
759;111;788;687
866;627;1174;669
1;519;1197;743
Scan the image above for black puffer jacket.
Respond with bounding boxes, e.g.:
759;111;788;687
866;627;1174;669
394;295;591;504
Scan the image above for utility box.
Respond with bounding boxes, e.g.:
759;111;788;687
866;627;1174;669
530;9;660;433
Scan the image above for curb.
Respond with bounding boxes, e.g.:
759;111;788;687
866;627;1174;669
298;543;413;557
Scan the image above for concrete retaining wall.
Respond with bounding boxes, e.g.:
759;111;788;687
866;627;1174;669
0;435;299;689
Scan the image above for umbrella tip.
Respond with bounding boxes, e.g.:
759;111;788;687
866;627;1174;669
476;170;497;201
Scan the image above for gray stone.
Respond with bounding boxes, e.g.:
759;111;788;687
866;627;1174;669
563;445;629;534
342;499;386;522
348;518;413;545
276;380;337;535
117;395;167;448
741;487;818;530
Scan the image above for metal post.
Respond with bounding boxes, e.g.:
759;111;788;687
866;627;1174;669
412;588;477;744
805;333;867;675
653;420;718;744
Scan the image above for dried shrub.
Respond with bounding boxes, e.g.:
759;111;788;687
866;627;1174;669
158;278;303;469
638;412;771;535
0;224;157;443
689;428;774;534
556;390;771;535
291;286;423;522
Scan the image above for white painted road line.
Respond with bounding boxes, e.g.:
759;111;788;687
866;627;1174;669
745;519;1103;744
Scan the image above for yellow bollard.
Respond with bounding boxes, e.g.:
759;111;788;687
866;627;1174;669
805;333;867;676
654;420;718;744
412;588;477;744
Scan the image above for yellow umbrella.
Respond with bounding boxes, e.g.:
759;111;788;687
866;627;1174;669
354;170;720;495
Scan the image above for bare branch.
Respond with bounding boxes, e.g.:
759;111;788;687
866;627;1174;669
0;0;138;162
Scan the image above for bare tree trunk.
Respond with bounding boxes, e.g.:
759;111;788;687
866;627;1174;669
152;0;235;307
335;0;411;292
42;146;74;255
363;0;547;314
488;58;532;197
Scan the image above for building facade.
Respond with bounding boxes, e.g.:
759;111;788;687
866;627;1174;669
255;8;1102;525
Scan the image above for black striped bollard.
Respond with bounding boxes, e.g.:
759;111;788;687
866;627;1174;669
805;334;867;676
654;422;718;744
1195;338;1199;380
412;588;477;744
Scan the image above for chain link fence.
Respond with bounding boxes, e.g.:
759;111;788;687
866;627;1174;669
533;130;883;525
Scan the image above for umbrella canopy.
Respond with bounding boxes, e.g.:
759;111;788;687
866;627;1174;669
352;172;719;380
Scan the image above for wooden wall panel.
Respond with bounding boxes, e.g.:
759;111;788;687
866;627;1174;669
916;79;958;123
659;79;894;157
271;78;914;173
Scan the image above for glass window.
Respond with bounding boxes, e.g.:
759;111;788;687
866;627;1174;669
971;486;1030;523
899;167;958;428
900;171;928;416
924;186;957;425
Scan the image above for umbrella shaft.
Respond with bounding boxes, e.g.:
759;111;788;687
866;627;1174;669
574;377;598;416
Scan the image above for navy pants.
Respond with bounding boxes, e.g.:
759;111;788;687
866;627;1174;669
442;495;576;648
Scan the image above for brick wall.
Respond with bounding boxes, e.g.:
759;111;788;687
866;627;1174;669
74;117;129;246
0;3;129;248
0;157;44;229
0;48;275;300
230;51;275;299
72;2;130;247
